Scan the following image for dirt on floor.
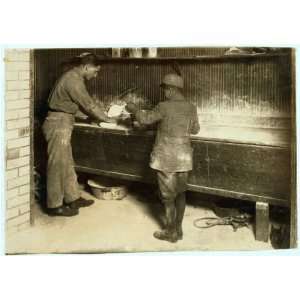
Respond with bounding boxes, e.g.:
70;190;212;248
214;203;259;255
6;182;275;254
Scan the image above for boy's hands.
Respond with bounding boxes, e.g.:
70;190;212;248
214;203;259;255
125;102;138;114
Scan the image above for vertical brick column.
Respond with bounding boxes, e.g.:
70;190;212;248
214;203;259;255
5;49;32;236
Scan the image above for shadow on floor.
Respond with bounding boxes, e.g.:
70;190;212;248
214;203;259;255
30;176;289;249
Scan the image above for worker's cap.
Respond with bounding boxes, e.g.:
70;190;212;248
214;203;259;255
160;73;184;89
119;87;139;99
76;52;93;58
75;52;105;66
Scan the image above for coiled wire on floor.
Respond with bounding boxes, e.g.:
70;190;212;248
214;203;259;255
193;214;252;232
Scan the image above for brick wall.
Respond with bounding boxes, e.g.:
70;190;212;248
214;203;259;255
5;49;32;236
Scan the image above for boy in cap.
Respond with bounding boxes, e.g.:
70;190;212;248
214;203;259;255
126;73;200;242
43;52;117;217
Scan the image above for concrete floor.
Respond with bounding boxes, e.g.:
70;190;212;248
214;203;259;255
6;183;274;254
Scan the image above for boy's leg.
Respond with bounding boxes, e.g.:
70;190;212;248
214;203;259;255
174;172;188;240
175;192;186;240
154;171;178;243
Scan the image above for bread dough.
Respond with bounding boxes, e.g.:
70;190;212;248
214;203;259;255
107;104;127;118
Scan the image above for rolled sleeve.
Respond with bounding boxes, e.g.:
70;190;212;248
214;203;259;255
65;78;96;113
65;77;108;121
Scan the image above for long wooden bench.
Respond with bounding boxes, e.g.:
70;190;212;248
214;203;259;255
72;123;291;242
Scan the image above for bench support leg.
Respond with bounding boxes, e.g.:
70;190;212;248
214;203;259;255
255;202;270;242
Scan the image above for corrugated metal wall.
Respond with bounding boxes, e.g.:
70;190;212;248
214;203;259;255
34;48;292;121
158;47;228;57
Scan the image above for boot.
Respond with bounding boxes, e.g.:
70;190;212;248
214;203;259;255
67;197;94;209
153;229;178;243
47;205;79;217
153;201;178;243
160;217;183;240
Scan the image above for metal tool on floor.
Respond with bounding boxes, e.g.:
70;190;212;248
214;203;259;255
193;213;252;232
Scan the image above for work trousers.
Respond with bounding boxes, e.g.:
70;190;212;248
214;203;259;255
156;171;188;232
42;112;80;208
157;171;188;203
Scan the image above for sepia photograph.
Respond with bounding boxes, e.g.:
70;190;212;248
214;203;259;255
3;46;297;254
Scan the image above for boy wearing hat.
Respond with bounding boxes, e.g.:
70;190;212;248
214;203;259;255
126;73;200;242
43;53;117;217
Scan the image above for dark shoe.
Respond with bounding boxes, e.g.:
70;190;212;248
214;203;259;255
47;206;79;217
67;198;94;209
153;230;178;243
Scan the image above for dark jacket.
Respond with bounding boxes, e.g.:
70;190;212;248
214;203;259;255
135;97;200;172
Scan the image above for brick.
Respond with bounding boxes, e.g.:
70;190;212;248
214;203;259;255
19;184;30;195
7;193;30;209
6;100;30;110
17;52;30;62
9;80;30;91
6;111;19;120
6;226;18;236
6;148;20;160
18;202;31;215
6;81;20;91
6;207;19;219
6;129;19;140
6;169;18;180
18;193;30;203
19;90;31;99
19;80;30;90
6;71;19;81
20;146;30;157
19;126;30;137
5;91;19;100
7;118;30;130
5;108;30;120
6;156;30;169
19;165;30;176
6;61;30;72
19;71;30;80
5;50;21;62
18;221;31;232
5;50;29;62
7;136;30;149
18;108;30;118
6;212;30;228
7;175;30;190
6;188;19;200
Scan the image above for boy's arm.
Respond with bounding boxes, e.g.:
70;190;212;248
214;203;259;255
126;103;163;125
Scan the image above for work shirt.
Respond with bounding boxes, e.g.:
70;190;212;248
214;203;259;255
48;68;107;120
135;96;200;172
